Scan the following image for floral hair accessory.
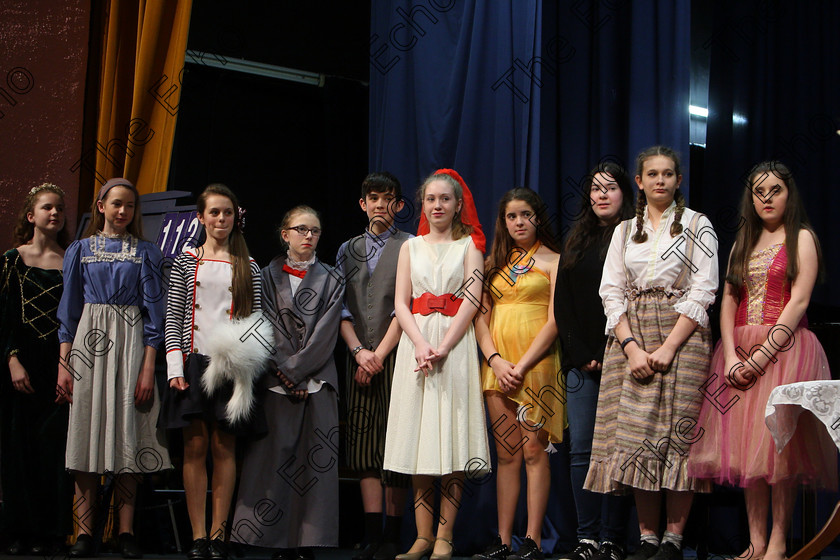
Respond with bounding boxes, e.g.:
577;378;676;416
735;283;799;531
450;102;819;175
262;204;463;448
237;207;247;231
29;183;65;197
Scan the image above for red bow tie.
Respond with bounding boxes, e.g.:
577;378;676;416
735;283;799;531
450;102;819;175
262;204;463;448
283;264;307;279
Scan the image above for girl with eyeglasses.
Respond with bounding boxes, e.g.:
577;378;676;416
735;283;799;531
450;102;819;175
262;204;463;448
231;205;344;560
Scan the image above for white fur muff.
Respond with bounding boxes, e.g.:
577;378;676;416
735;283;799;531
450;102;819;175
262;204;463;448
202;311;275;423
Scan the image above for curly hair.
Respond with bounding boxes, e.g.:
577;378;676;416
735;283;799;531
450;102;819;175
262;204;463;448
14;183;70;248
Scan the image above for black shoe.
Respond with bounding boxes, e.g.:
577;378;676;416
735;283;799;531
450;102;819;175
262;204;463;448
69;534;95;558
594;542;625;560
509;538;544;560
374;541;398;560
9;539;30;556
119;533;143;559
354;542;380;560
272;549;298;560
626;542;659;560
187;538;210;560
6;539;28;556
30;539;60;556
298;548;315;560
558;542;599;560
472;536;511;560
650;543;682;560
208;538;229;560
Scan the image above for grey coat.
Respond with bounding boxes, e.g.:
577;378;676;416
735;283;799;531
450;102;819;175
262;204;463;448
260;255;344;390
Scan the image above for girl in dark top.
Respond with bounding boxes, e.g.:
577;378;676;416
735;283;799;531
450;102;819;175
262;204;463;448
0;184;72;555
554;162;634;560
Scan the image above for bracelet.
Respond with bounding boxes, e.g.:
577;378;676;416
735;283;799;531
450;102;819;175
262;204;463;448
620;337;637;351
352;345;364;356
487;352;501;366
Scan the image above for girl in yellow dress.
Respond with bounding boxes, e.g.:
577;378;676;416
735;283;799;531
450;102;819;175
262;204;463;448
474;187;563;560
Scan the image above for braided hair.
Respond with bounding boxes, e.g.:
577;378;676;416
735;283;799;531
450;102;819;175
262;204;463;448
632;146;684;243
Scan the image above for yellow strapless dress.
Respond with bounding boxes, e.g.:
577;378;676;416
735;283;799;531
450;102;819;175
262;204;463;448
481;249;565;443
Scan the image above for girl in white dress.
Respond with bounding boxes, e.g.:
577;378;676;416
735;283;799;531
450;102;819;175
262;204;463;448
384;170;490;560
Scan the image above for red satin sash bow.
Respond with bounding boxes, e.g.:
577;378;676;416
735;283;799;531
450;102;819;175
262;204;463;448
411;292;463;316
282;264;307;279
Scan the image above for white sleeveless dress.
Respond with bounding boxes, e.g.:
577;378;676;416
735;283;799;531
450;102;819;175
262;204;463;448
383;236;490;476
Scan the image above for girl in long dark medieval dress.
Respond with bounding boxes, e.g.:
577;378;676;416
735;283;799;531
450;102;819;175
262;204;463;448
0;184;73;555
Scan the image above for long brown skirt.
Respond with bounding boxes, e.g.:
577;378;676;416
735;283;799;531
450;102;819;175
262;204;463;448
584;290;712;494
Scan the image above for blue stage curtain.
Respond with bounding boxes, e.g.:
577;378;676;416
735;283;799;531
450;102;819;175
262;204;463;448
369;0;547;233
701;0;840;308
370;1;691;555
548;0;691;237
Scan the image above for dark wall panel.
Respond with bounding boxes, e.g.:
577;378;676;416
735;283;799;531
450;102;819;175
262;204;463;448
0;0;90;248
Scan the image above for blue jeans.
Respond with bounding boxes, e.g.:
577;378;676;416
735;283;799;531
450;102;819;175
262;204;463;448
566;368;630;543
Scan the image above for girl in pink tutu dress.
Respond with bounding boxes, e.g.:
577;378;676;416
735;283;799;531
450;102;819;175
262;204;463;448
689;161;836;560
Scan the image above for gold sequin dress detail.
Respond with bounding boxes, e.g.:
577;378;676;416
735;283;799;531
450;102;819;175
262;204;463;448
689;243;836;487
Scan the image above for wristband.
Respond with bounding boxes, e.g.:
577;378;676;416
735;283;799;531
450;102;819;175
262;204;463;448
352;345;364;356
487;352;501;366
620;337;637;351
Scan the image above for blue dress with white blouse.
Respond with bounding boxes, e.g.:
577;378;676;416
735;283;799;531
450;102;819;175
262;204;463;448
57;233;171;474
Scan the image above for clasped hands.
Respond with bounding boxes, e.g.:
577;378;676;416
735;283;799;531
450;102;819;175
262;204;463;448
414;341;450;377
489;355;525;393
722;353;767;389
626;342;677;379
277;370;308;401
354;348;384;387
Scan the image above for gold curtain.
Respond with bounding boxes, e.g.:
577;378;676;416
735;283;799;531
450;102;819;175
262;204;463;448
93;0;193;194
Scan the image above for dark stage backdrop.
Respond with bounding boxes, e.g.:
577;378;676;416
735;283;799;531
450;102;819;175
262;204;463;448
701;0;840;309
168;65;368;267
369;0;691;246
167;0;372;268
548;0;692;238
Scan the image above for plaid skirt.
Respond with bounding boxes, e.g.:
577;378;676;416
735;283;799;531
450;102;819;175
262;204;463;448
584;289;712;494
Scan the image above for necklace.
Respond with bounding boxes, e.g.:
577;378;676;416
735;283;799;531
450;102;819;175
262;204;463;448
506;243;538;283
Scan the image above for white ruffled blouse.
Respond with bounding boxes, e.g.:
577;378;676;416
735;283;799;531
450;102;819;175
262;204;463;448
599;201;719;334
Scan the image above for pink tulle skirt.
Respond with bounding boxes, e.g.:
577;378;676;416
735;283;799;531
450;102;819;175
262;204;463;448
688;325;837;488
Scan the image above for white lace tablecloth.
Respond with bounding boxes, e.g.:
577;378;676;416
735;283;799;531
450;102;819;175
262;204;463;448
765;380;840;453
